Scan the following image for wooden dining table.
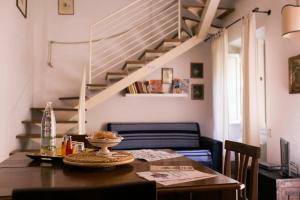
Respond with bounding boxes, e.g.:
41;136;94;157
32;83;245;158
0;151;239;200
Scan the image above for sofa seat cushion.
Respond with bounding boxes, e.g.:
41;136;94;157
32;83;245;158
176;149;213;168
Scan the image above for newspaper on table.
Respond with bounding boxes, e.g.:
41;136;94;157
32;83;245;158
128;149;183;162
137;165;217;186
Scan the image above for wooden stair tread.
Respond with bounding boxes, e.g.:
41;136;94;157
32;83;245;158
145;49;168;53
86;84;107;87
59;96;88;101
183;4;234;20
164;38;183;43
106;72;127;80
122;60;146;70
106;72;128;75
22;120;83;124
16;134;65;139
128;66;142;71
126;60;146;64
31;107;78;112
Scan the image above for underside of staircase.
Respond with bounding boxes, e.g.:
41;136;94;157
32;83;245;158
16;0;234;152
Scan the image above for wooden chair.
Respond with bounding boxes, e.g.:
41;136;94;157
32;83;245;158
12;181;157;200
224;140;260;200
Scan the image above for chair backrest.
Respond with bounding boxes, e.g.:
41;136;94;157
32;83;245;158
224;140;260;200
12;181;156;200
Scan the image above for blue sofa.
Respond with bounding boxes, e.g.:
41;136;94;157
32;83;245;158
107;122;223;173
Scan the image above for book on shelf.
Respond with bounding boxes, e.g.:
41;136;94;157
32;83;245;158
125;79;189;95
126;81;150;94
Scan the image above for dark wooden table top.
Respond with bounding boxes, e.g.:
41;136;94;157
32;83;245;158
0;151;239;199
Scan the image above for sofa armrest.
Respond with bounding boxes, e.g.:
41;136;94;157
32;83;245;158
199;136;223;173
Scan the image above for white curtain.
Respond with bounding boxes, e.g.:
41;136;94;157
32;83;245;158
241;14;260;146
211;29;229;142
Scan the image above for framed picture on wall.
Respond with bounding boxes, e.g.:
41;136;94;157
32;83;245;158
162;68;173;84
289;55;300;94
191;84;204;100
190;63;203;78
58;0;74;15
16;0;27;18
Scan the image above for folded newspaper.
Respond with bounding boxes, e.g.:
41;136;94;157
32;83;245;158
137;165;217;186
128;149;183;162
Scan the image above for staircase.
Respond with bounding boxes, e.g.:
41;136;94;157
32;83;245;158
16;0;234;151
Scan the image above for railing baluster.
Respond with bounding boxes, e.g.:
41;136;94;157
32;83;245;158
178;0;182;39
89;26;93;84
89;0;179;81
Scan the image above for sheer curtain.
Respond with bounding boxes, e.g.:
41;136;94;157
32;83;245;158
211;29;229;142
241;14;260;146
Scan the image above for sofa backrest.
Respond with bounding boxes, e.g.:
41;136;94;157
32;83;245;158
107;123;201;150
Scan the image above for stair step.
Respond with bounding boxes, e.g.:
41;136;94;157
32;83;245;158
122;60;146;71
31;107;79;112
163;39;183;48
22;120;82;124
86;84;107;91
106;72;127;81
59;96;88;101
183;4;234;20
144;49;168;58
16;134;65;139
182;8;201;22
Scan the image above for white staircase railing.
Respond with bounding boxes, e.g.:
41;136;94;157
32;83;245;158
88;0;180;84
78;65;86;135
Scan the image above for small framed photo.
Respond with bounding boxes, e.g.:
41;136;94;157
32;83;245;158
16;0;27;18
162;68;173;84
191;63;203;78
191;84;204;100
289;55;300;94
58;0;74;15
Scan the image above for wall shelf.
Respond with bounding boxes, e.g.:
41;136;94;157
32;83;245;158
125;93;188;98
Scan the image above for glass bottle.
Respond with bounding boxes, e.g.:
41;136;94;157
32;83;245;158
61;135;68;156
66;136;73;155
40;102;56;156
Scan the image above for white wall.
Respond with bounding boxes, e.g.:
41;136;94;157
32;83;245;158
0;1;34;161
224;0;300;166
32;1;213;136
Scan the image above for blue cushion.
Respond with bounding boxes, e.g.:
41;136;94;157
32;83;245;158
176;149;213;168
108;123;201;150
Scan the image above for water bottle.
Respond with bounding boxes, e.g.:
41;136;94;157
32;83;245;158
40;102;56;156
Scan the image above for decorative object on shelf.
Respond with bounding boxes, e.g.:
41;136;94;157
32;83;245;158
162;68;173;84
282;1;300;38
162;84;172;93
16;0;27;18
173;79;189;94
289;55;300;93
190;63;203;78
58;0;74;15
149;80;162;93
191;84;204;100
40;102;57;156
